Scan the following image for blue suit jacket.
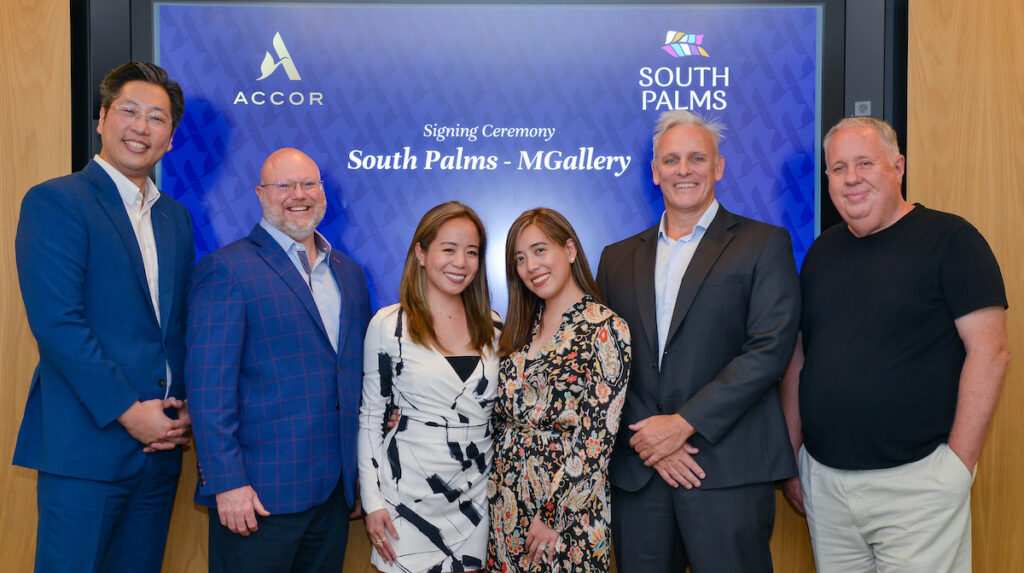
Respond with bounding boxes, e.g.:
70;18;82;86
186;224;370;513
14;160;196;481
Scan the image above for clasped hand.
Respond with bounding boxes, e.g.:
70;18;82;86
629;414;706;488
117;397;191;452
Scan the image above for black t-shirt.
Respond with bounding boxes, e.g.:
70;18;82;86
799;205;1007;469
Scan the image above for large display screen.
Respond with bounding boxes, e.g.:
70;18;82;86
154;2;823;310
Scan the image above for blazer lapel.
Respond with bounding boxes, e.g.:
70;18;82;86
86;162;157;320
152;198;177;334
632;226;660;359
328;252;352;356
665;208;736;345
248;225;332;346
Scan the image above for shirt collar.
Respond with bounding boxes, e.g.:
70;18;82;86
259;218;332;257
94;155;160;212
658;199;720;242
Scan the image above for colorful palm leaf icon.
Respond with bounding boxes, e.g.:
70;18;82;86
662;31;709;57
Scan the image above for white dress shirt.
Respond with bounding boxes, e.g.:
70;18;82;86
94;155;172;398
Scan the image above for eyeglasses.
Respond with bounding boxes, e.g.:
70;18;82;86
257;180;323;193
112;105;171;131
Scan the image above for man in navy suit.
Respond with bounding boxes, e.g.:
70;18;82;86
14;62;194;572
187;148;371;572
597;110;800;572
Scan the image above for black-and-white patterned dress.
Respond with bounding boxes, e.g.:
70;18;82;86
359;304;500;573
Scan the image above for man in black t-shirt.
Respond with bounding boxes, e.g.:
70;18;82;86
780;117;1009;571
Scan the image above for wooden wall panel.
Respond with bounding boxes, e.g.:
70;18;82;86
771;490;815;572
0;0;69;570
162;448;209;571
907;0;1024;570
3;1;1021;572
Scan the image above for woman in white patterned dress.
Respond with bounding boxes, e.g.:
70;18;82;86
359;202;500;573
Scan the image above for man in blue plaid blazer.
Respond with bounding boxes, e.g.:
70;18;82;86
186;148;371;572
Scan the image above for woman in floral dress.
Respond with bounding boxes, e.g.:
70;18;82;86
487;208;630;572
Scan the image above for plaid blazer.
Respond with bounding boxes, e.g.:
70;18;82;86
186;224;370;512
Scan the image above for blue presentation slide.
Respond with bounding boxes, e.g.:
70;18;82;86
155;2;820;310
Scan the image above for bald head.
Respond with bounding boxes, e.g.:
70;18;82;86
255;148;327;245
260;148;321;185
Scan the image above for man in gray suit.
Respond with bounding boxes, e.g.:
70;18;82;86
596;109;800;572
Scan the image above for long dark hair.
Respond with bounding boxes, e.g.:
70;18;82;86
498;208;602;357
398;201;494;353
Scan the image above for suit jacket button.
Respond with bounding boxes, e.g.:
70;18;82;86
336;365;342;372
335;402;340;410
157;379;166;387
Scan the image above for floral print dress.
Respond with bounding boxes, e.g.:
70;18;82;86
487;295;631;572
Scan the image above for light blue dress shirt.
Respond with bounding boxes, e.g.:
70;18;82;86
260;219;342;352
654;200;720;365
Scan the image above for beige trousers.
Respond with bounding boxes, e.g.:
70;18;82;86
800;444;973;572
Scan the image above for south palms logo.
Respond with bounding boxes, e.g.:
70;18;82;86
661;31;710;58
638;31;727;111
257;32;301;80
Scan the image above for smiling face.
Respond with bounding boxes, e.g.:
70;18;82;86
652;123;725;220
415;217;481;301
514;223;577;303
96;80;176;189
255;149;326;244
825;125;907;237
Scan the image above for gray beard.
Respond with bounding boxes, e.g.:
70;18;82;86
264;204;326;244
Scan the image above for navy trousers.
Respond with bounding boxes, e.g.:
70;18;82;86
35;455;178;573
209;477;350;573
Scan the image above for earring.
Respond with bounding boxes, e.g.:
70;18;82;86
569;257;575;263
